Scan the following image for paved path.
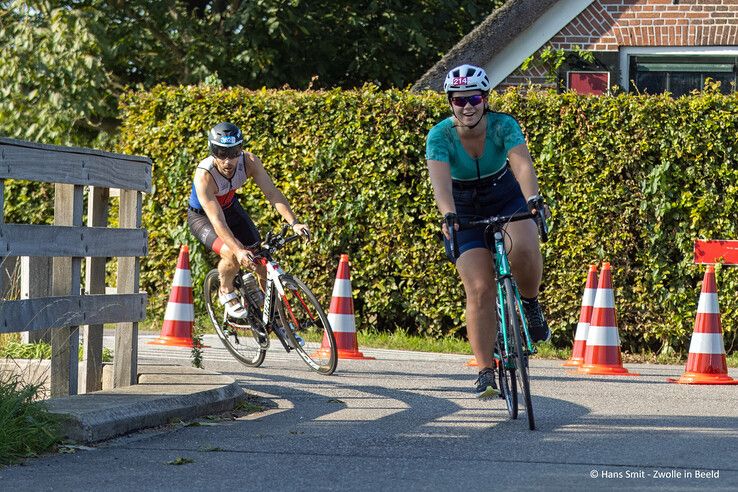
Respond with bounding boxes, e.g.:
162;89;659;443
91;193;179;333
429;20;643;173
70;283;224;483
1;334;737;491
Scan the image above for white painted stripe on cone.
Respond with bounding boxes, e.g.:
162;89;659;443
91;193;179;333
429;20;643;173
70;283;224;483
173;268;192;288
697;293;719;314
164;302;194;321
583;288;596;307
586;326;620;346
574;323;589;340
689;332;726;354
331;279;352;298
593;288;614;309
328;312;356;333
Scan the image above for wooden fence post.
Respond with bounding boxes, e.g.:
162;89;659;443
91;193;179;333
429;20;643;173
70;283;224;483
50;183;83;397
114;189;141;387
0;179;4;298
81;186;109;392
21;257;52;343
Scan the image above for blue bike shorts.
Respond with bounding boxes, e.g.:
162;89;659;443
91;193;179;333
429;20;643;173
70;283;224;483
443;166;528;263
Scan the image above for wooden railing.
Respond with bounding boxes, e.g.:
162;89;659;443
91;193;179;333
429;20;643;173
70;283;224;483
0;137;152;397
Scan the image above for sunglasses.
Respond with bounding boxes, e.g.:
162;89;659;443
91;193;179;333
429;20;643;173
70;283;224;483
449;95;485;107
212;145;242;159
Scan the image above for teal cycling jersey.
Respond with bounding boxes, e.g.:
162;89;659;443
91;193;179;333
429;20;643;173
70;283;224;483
425;112;527;181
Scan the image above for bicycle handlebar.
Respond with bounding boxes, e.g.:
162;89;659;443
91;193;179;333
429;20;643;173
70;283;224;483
249;224;305;259
450;208;549;257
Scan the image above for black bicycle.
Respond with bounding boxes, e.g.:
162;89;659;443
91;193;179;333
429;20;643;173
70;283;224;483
449;205;548;430
203;225;338;375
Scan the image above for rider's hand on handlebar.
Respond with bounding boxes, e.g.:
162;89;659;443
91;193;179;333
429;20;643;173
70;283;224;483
442;212;459;241
292;222;311;242
235;248;257;268
526;195;551;219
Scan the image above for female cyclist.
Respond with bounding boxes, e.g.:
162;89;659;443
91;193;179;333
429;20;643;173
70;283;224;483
425;64;549;398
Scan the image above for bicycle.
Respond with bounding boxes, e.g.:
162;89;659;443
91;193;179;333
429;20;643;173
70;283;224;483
449;205;548;430
203;225;338;375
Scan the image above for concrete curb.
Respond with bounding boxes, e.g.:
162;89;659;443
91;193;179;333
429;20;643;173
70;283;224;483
44;364;245;444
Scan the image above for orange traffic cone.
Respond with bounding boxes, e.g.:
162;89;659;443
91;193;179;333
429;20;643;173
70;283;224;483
577;262;638;376
314;254;373;360
149;245;197;348
563;264;598;367
668;266;738;385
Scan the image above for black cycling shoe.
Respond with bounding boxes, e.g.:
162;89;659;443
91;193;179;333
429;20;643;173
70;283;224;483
522;297;550;343
475;368;500;399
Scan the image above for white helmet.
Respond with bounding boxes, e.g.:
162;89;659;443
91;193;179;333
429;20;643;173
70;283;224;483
443;64;491;93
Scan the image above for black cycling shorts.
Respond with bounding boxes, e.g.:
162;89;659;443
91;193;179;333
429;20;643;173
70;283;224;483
187;200;261;255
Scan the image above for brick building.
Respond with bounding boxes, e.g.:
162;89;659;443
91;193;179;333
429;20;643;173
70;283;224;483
414;0;738;96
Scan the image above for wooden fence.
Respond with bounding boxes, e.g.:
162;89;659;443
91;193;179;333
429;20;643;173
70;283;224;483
0;137;152;396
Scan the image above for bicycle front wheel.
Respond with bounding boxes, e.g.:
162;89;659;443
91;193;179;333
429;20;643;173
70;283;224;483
503;277;535;430
496;338;517;420
204;269;266;368
276;274;337;375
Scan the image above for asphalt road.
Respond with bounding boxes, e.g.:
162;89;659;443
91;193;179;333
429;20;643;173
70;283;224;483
2;334;737;491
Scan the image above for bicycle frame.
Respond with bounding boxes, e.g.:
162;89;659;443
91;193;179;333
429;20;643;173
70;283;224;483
489;229;535;366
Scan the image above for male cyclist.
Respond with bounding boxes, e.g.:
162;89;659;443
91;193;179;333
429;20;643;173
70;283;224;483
188;122;310;324
425;64;549;398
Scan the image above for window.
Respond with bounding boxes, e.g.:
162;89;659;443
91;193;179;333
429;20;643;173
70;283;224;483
630;56;736;96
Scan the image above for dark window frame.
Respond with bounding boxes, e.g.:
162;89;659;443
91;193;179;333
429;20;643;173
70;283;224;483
629;55;737;96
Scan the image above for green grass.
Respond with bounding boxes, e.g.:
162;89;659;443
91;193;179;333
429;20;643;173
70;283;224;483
727;352;738;368
0;340;113;362
356;328;472;354
0;375;62;465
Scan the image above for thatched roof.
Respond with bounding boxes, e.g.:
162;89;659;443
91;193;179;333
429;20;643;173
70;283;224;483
412;0;560;92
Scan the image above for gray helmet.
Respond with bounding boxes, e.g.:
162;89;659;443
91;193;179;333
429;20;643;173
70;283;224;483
443;64;491;93
208;122;243;154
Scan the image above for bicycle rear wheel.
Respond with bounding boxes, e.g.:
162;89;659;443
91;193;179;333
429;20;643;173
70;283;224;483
496;338;517;420
276;274;337;375
503;277;535;430
204;269;266;367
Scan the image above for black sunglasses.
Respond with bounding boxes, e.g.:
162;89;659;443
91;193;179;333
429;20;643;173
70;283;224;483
212;145;242;159
449;95;484;107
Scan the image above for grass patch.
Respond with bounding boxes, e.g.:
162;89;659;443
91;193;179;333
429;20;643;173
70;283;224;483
356;328;471;354
0;375;62;465
532;341;570;360
0;340;113;362
727;352;738;368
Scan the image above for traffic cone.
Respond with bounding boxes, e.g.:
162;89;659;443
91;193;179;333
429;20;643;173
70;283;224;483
313;254;374;360
563;264;598;367
668;266;738;385
577;262;638;376
149;245;198;348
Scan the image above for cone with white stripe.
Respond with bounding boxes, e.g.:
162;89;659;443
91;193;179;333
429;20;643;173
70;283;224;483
577;262;638;376
314;254;373;360
668;266;738;385
563;264;598;367
148;245;197;348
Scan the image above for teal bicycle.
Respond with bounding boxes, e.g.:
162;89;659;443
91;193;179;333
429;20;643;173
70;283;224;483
450;206;548;430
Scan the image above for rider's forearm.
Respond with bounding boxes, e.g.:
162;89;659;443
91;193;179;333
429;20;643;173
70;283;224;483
508;145;541;200
271;193;299;225
428;161;455;216
513;165;541;200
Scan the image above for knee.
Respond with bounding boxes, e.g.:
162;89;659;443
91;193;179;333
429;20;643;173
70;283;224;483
465;279;495;309
511;239;541;265
218;246;238;270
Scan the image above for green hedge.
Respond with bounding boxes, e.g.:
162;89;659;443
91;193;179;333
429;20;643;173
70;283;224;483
114;85;738;354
